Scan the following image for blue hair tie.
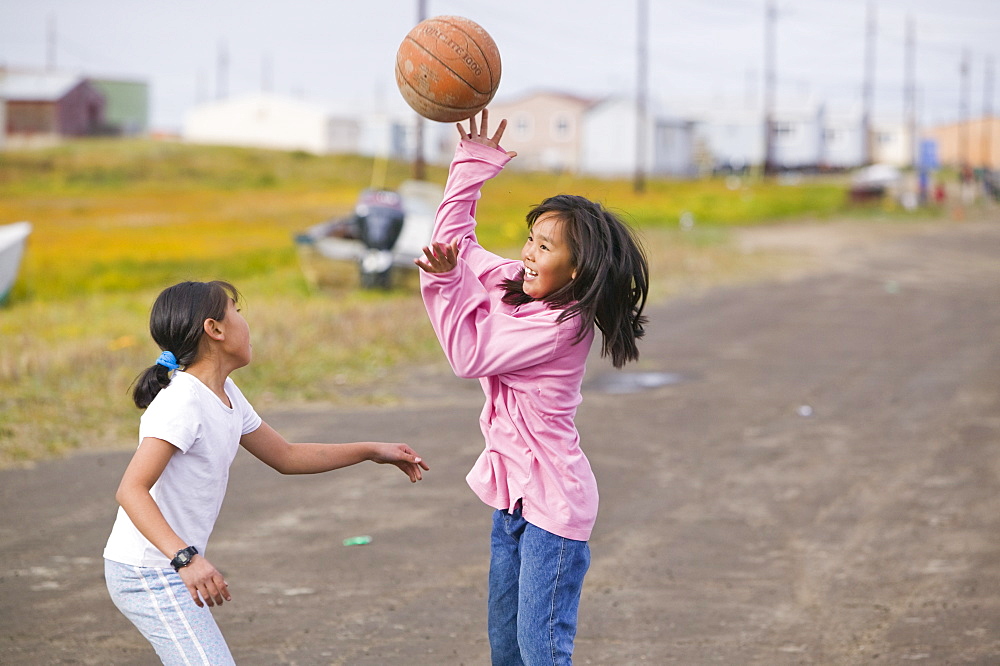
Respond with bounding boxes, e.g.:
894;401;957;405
156;350;180;370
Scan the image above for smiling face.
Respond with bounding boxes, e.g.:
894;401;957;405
521;213;577;300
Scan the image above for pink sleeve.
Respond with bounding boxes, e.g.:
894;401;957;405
421;267;564;378
432;140;513;278
421;141;562;378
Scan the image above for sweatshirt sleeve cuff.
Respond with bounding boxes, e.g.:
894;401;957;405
458;140;512;168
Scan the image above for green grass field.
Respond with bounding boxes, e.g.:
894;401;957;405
0;138;923;466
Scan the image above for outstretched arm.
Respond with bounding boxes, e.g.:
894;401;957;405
415;109;516;275
240;422;429;482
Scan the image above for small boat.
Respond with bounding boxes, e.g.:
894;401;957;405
295;180;442;289
849;164;902;203
0;221;32;304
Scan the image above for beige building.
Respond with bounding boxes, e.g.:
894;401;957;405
487;91;596;172
924;116;1000;169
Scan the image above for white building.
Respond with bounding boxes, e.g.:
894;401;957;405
581;97;696;178
694;105;764;172
183;93;361;155
818;105;865;169
179;88;903;175
693;98;880;172
483;91;698;177
770;102;825;170
871;120;914;167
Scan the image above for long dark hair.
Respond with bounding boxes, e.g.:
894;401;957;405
501;195;648;368
131;280;240;408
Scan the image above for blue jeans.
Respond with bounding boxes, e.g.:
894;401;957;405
488;505;591;666
105;558;235;665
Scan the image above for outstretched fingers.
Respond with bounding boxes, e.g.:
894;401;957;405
491;118;507;146
414;240;459;273
400;456;430;482
455;110;516;157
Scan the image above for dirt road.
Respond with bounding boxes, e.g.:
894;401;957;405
2;217;999;665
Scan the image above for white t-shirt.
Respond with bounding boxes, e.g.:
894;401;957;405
103;371;262;568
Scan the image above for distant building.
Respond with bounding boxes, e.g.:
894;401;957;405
924;116;1000;170
183;93;362;155
870;121;914;168
476;90;698;177
487;91;595;172
89;77;150;136
695;104;763;173
819;106;866;169
690;98;917;172
770;102;826;170
0;68;104;140
0;67;148;144
581;96;697;177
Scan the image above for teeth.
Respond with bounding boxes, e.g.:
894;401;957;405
524;267;538;278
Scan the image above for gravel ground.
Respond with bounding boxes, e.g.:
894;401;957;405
2;216;999;665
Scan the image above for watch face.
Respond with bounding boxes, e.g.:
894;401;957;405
173;547;195;569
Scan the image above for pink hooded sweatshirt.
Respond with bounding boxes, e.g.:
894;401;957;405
420;140;598;542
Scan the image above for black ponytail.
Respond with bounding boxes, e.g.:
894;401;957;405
131;280;240;408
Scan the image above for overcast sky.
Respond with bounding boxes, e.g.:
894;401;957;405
1;0;997;132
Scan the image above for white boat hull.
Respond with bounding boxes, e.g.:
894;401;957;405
0;221;32;303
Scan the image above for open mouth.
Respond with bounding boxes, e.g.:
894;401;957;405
524;265;538;279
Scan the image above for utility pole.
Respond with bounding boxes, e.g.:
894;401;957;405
861;0;877;165
763;0;777;176
904;16;916;169
412;0;428;181
983;56;994;169
959;49;970;171
634;0;649;194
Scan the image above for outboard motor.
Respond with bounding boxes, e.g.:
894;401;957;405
354;190;405;288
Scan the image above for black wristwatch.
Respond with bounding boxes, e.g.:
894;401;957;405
170;546;199;571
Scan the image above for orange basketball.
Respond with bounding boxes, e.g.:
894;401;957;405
395;15;501;123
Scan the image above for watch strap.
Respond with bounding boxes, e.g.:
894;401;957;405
170;545;199;571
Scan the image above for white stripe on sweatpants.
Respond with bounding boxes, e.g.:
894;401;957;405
154;567;211;665
132;565;210;665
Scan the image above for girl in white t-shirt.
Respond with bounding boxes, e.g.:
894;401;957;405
104;280;429;665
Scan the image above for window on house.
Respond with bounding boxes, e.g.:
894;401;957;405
516;114;531;137
553;115;570;139
773;122;794;137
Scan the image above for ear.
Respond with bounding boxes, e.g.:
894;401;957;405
203;318;225;342
571;268;577;280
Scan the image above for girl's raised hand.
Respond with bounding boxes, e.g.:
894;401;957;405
456;109;517;158
369;443;430;483
415;239;459;274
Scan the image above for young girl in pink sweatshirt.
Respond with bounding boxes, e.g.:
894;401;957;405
416;110;649;665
